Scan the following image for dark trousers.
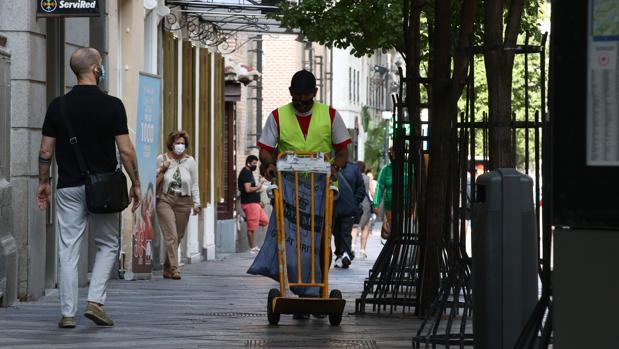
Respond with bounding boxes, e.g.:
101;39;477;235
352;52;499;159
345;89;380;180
333;215;354;257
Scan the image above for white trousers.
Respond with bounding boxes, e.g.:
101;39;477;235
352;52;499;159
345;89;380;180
56;185;119;317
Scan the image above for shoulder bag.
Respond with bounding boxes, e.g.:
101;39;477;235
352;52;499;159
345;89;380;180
60;97;130;213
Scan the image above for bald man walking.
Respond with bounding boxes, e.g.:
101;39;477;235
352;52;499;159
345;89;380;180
37;48;141;328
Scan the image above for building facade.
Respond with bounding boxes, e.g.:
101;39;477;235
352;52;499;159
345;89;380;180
0;0;228;305
331;47;401;163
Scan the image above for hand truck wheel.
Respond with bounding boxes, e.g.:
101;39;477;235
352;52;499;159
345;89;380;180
267;288;280;325
328;289;343;326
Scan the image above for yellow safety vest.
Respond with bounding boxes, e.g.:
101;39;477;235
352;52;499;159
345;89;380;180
277;102;332;152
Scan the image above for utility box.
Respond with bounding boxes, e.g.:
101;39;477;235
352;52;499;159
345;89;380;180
472;169;538;349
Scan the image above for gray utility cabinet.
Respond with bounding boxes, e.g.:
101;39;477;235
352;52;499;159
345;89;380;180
471;169;538;349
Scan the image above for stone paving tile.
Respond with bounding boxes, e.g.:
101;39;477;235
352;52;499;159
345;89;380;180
0;231;425;349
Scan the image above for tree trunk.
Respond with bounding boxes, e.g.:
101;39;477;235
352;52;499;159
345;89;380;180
485;54;515;168
417;0;453;316
484;0;525;169
414;0;476;316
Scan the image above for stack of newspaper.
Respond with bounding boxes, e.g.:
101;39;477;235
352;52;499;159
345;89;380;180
276;152;331;174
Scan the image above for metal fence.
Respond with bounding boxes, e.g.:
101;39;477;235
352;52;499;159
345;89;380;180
411;33;552;348
351;31;552;348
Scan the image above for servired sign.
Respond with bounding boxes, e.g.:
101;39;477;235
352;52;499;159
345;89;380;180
37;0;100;17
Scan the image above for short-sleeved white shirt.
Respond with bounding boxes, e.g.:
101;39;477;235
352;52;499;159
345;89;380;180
257;104;352;151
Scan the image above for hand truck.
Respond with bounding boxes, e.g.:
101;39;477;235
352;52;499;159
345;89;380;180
266;151;346;326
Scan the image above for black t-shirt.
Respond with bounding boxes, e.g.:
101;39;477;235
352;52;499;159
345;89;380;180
42;85;129;189
238;167;260;204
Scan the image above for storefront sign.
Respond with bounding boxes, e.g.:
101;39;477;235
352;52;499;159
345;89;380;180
37;0;100;18
586;0;619;165
132;72;161;274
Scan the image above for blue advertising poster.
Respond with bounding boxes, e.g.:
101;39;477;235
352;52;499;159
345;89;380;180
132;72;161;274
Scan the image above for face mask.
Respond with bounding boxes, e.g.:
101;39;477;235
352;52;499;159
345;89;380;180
95;65;106;85
292;99;313;111
173;143;186;155
249;165;257;172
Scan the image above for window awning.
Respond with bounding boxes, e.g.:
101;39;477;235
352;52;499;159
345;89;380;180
164;0;301;47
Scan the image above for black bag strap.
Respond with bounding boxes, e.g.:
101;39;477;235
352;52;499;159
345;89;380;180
338;170;372;203
59;97;90;175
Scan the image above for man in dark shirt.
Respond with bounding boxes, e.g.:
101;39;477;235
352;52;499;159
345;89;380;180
36;47;141;329
238;155;268;252
333;161;366;269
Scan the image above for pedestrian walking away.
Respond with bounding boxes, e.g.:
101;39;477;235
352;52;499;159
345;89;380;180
239;155;269;253
373;147;413;239
36;47;141;329
156;130;202;280
333;161;366;269
352;161;372;260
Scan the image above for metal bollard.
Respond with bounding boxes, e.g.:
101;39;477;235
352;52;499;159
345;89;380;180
471;169;538;349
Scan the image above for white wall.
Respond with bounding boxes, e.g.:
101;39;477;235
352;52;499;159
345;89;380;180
331;47;363;129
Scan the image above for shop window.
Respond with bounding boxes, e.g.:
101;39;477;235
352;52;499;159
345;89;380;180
214;54;226;213
199;49;211;205
181;41;196;155
162;31;178;147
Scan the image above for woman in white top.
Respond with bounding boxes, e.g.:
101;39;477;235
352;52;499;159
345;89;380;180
156;130;201;280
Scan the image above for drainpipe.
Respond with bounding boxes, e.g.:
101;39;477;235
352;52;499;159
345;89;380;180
329;47;333;106
256;35;263;139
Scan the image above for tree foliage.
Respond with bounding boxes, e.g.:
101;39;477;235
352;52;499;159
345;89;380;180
361;106;386;174
273;0;547;314
458;33;548;169
272;0;403;57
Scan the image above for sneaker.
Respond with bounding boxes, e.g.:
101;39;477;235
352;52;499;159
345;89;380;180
249;246;260;254
359;250;368;260
58;316;76;328
84;302;114;327
334;256;343;268
341;252;351;269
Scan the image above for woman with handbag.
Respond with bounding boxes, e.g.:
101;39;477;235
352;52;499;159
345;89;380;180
156;130;201;280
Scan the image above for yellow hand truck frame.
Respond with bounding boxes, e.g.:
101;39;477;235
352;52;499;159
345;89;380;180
266;151;346;326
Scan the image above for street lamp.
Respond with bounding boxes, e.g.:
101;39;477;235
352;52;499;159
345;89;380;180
374;64;391;166
373;64;389;75
382;110;391;165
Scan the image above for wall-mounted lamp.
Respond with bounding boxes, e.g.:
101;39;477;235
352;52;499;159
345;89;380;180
295;34;309;43
373;65;388;75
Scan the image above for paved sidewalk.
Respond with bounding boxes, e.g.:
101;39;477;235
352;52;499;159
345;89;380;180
0;227;422;348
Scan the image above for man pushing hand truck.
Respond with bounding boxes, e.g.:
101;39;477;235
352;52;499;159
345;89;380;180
247;70;351;325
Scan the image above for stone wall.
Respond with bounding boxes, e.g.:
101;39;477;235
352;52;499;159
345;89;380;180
0;36;17;307
0;1;48;301
261;35;304;121
0;178;16;307
0;4;91;301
